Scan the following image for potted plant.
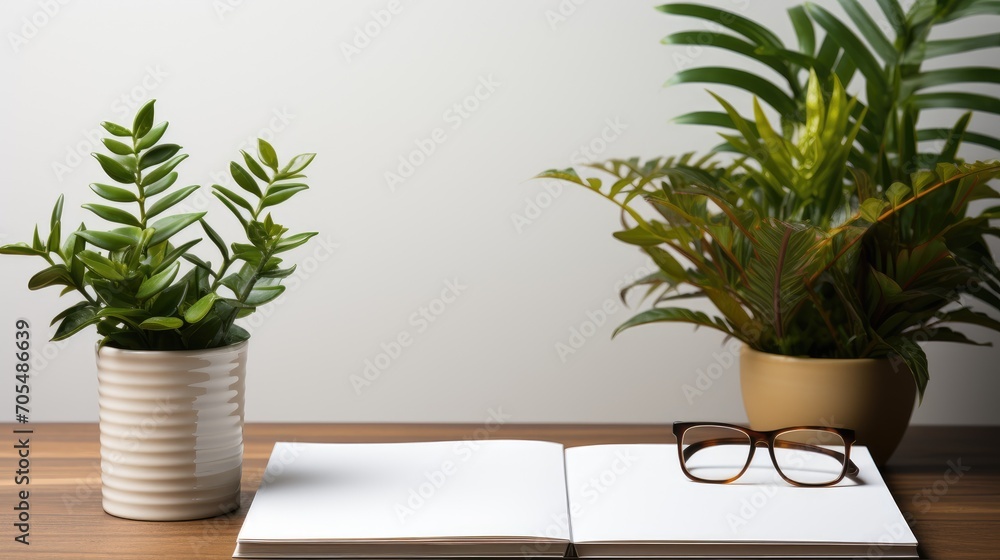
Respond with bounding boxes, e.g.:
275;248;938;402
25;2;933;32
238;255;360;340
1;100;318;520
539;0;1000;464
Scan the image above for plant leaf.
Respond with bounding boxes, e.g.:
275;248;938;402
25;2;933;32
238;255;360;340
139;317;183;331
102;138;133;156
612;226;664;247
860;198;888;222
28;265;75;290
882;336;927;400
886;182;910;206
787;5;815;56
53;306;99;341
90;183;138;203
241;150;270;182
232;243;263;265
913;92;1000;117
152;238;201;276
181;315;223;349
76;251;125;281
82;204;141;227
101;121;132;137
0;243;46;257
214;184;255;214
49;194;64;232
75;230;134;251
46;219;61;253
181;253;213;272
612;307;734;338
184;293;218;323
836;0;897;63
935;308;1000;332
148;281;188;317
225;323;251;344
141;154;188;187
137;121;168;151
281;153;316;176
261;185;308;208
147;212;207;246
922;34;1000;59
667;67;797;118
244;285;285;306
230;161;262;197
139;143;181;170
135;262;180;300
905;67;1000;92
258;138;278;170
806;3;889;92
875;0;905;35
273;231;318;254
657;3;783;48
144;172;178;198
50;301;93;327
919;326;991;346
132;100;156;138
200;219;229;261
146;185;199;218
93;153;135;184
213;192;249;228
259;264;297;279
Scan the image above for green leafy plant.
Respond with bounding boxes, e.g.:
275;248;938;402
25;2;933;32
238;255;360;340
0;100;318;350
662;0;1000;188
538;1;1000;399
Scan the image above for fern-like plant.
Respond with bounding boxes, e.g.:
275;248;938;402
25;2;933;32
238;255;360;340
539;0;1000;398
0;100;318;350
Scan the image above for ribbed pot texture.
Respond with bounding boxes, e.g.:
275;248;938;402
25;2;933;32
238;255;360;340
96;341;247;521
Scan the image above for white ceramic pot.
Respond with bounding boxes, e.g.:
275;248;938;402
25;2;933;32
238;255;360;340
96;341;248;521
740;346;916;466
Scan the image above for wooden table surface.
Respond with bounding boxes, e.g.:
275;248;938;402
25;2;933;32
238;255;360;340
2;423;997;559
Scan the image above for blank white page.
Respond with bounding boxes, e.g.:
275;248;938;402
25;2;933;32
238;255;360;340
237;440;571;542
564;444;916;547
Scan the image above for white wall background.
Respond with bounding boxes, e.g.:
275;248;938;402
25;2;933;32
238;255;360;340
2;0;998;425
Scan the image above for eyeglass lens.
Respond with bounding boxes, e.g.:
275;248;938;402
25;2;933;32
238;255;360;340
681;425;848;485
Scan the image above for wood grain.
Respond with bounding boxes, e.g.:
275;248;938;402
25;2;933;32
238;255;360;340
1;423;996;559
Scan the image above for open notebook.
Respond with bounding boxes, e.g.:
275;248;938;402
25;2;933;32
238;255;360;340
234;440;917;558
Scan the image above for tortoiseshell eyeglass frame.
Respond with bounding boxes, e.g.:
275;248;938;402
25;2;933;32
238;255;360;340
673;421;859;487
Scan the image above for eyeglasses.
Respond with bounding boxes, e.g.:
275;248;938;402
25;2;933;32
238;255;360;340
673;422;859;487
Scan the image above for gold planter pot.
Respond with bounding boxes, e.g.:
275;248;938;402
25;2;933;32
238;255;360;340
740;346;916;466
95;341;248;521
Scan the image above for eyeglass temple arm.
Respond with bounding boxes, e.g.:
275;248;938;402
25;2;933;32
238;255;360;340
682;438;860;476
